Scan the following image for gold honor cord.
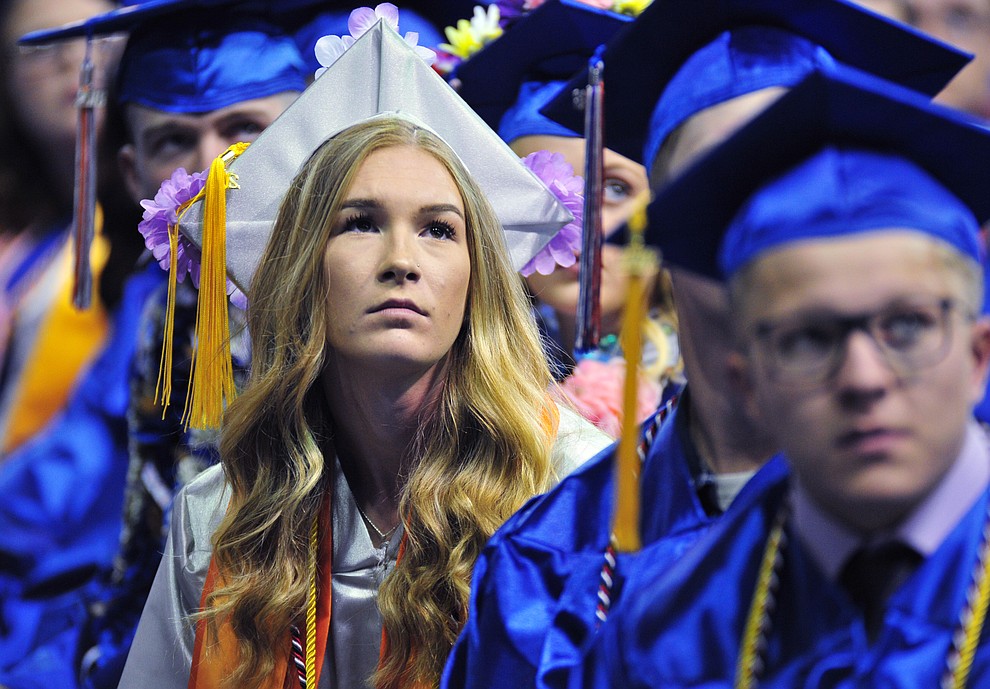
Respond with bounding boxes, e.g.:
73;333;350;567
945;512;990;688
305;512;319;686
611;195;657;553
735;502;990;689
734;505;789;689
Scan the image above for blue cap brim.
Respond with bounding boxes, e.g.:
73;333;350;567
540;0;971;164
17;0;331;44
648;65;990;280
453;0;631;130
18;0;320;113
20;0;208;44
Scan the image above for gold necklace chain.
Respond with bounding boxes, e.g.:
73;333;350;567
735;499;990;689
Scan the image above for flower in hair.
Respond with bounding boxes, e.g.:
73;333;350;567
439;5;503;60
314;3;436;78
519;150;584;277
138;167;248;309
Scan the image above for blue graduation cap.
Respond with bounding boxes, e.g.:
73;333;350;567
17;0;316;307
18;0;311;113
645;65;990;281
540;0;971;166
452;0;632;142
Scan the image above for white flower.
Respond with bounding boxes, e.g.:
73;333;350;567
313;2;435;78
402;30;437;66
314;34;355;78
348;3;400;37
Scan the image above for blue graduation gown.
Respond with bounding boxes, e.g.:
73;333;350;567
592;462;990;688
79;280;251;689
0;261;165;686
442;398;783;689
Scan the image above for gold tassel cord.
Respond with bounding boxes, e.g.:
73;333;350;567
611;195;657;553
155;221;181;413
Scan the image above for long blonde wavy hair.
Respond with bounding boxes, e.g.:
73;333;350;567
207;116;558;688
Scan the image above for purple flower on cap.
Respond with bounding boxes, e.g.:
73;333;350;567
139;168;207;282
139;167;247;308
519;150;584;276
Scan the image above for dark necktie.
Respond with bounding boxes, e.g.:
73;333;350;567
839;541;922;643
839;542;922;643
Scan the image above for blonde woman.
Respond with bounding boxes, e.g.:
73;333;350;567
120;105;611;689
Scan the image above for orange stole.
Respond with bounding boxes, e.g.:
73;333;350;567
188;492;332;689
2;217;110;452
187;399;561;689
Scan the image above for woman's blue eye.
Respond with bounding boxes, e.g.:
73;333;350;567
603;178;632;203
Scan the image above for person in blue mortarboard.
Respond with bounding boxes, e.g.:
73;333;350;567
590;65;990;689
0;0;120;456
442;2;973;688
450;0;677;402
0;2;323;687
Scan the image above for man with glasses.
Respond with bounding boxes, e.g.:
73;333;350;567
586;67;990;688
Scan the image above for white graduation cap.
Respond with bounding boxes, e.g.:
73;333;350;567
179;18;574;290
171;18;572;429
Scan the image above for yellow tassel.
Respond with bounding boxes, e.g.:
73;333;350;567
150;142;250;430
183;141;250;430
612;194;656;553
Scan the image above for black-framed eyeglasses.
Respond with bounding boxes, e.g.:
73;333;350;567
752;296;962;388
